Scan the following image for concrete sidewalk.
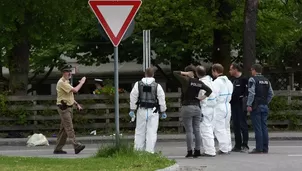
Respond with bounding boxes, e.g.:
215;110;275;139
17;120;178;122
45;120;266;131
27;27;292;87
1;132;302;146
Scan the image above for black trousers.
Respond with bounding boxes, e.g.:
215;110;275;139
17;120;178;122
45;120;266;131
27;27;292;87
231;102;249;148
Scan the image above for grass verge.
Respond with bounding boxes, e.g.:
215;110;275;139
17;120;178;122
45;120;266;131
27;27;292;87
0;142;175;171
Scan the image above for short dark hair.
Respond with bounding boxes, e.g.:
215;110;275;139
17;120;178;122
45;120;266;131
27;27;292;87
184;64;196;72
251;64;263;73
231;63;242;72
196;65;206;77
212;63;224;74
145;67;155;77
184;64;197;77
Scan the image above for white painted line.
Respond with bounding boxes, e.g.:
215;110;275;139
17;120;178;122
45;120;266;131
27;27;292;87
288;154;302;157
269;146;302;148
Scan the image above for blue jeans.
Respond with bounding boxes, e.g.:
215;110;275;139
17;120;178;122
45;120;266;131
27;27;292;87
250;105;269;152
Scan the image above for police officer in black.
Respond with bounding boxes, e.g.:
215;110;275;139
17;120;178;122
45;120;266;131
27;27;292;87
246;64;274;154
173;65;212;158
229;63;249;152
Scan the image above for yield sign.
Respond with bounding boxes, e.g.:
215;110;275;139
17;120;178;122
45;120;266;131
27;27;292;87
88;0;142;47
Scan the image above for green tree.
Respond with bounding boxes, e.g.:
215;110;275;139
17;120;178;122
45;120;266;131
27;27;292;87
0;0;81;95
230;0;302;74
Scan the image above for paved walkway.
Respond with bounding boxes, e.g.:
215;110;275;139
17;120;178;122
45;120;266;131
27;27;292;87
1;141;302;171
1;131;302;146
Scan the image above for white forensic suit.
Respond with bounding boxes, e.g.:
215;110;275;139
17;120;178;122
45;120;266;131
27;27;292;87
213;75;233;153
199;75;217;156
130;77;167;153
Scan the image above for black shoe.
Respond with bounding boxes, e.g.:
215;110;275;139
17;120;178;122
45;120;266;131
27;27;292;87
217;150;229;155
75;144;85;154
248;148;263;154
231;147;242;152
263;151;268;154
185;150;193;158
53;150;67;154
193;149;201;158
201;153;216;157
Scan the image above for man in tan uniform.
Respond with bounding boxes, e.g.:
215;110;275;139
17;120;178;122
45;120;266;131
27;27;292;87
53;64;86;154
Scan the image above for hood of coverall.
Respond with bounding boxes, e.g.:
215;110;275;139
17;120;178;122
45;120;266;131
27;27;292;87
141;77;155;85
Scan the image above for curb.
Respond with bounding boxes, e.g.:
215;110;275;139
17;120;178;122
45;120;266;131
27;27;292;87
155;164;179;171
1;136;302;146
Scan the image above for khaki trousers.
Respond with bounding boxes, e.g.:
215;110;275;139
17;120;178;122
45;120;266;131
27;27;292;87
54;107;79;151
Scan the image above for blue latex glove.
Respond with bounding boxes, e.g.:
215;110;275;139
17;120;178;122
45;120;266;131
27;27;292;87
129;111;135;118
161;113;167;119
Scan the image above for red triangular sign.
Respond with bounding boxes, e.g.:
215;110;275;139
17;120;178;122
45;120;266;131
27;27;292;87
88;0;142;47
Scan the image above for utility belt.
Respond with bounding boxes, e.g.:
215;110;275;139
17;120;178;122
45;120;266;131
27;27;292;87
137;101;160;113
57;100;73;110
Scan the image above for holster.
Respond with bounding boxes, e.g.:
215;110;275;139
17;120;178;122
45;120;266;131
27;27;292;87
153;103;160;113
59;100;68;110
252;100;258;110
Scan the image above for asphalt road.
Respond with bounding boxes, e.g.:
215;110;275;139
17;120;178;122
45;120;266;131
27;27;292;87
1;141;302;171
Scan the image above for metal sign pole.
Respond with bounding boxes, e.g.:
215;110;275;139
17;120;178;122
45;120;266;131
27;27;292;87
147;30;151;67
143;30;146;72
114;46;120;146
70;74;73;87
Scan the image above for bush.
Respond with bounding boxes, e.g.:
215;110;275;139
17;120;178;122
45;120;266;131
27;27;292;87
95;140;135;158
94;138;171;164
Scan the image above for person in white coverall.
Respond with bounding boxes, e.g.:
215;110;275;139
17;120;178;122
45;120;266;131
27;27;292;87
196;65;217;157
212;64;234;154
129;67;167;153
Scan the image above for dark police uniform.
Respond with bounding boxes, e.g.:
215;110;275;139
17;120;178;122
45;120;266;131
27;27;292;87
247;74;274;153
173;71;212;157
230;75;249;151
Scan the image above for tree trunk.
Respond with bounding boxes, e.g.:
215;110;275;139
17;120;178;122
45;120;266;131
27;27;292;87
0;62;3;92
8;40;30;95
212;29;232;74
212;0;233;75
243;0;259;76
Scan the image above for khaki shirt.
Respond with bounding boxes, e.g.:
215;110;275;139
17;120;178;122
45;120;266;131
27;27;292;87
56;77;75;106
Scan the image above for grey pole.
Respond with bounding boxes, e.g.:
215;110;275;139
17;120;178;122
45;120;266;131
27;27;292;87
114;46;120;147
70;74;73;87
143;30;146;72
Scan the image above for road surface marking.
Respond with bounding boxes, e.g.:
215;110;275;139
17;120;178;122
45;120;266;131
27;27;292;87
288;154;302;157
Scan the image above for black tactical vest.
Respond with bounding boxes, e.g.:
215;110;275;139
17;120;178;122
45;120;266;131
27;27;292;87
253;75;269;107
137;81;158;108
182;78;203;107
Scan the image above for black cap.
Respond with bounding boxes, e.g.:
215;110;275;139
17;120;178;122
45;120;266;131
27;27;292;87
60;64;72;72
